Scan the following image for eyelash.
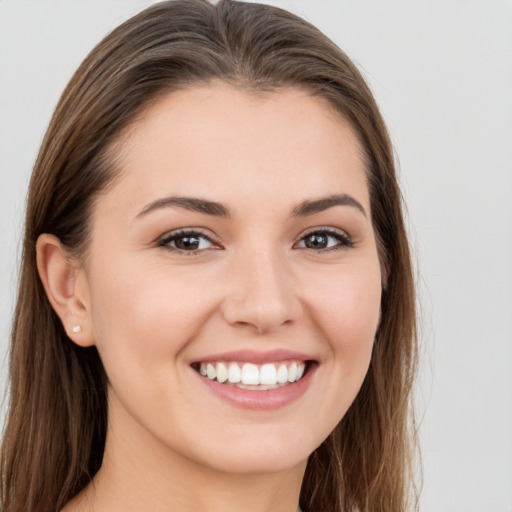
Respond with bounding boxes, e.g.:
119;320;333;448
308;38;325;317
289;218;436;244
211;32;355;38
295;227;354;252
158;229;219;254
158;227;354;254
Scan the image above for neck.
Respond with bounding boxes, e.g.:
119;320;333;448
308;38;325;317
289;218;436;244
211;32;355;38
65;401;306;512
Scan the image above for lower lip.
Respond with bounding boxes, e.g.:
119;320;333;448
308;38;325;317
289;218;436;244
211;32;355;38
194;364;316;410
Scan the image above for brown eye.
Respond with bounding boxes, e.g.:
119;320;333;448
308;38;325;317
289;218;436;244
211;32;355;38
174;235;201;250
295;229;354;251
303;233;329;249
159;230;217;252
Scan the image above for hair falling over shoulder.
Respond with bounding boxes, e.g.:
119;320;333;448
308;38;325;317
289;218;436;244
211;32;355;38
1;1;419;511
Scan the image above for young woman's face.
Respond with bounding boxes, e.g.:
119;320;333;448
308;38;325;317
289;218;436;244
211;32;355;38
81;83;382;475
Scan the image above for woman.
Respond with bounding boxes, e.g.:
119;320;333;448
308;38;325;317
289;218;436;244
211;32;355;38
0;1;418;511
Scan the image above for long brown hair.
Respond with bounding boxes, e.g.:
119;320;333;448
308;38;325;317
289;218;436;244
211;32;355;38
1;1;418;511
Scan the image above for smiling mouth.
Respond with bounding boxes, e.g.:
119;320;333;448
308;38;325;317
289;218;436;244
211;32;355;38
191;360;311;390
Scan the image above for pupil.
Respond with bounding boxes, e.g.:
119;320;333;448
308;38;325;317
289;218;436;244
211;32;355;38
305;234;327;249
177;236;199;250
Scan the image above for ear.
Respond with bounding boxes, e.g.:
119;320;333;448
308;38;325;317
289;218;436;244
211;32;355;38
36;233;95;347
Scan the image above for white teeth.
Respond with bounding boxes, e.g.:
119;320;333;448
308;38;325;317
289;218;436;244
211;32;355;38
241;363;260;385
206;363;216;380
227;363;241;383
237;383;281;391
277;364;288;383
198;360;308;387
259;363;278;385
216;362;228;383
288;361;298;382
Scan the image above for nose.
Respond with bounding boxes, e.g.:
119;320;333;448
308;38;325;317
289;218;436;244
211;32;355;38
221;250;302;334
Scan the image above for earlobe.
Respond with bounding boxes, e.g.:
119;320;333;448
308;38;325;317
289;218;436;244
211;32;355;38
36;234;95;347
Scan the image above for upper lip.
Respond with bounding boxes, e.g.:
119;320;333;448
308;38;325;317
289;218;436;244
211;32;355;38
191;349;315;365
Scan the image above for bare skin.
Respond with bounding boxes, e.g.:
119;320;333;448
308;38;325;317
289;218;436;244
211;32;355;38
39;83;382;512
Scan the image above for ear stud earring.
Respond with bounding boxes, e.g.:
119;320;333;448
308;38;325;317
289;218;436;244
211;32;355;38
72;325;81;333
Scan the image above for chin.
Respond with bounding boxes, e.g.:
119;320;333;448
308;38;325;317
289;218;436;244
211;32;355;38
188;429;317;476
205;451;308;476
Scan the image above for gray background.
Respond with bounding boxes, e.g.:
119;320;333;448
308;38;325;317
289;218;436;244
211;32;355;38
1;1;511;510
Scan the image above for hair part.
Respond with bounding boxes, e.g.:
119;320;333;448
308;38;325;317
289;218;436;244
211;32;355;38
1;1;418;511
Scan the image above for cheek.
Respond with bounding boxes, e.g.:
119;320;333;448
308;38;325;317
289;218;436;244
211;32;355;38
290;259;381;439
87;261;218;372
306;261;381;363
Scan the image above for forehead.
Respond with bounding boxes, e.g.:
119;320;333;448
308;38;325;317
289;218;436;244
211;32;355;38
101;82;370;218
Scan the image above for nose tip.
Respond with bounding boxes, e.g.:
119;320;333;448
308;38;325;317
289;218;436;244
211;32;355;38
223;296;295;334
221;257;301;334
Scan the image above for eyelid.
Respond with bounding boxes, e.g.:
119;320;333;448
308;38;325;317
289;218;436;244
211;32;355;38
157;228;222;252
294;226;354;250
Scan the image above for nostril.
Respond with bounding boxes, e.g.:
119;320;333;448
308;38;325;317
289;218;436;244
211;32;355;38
219;263;302;333
221;300;301;335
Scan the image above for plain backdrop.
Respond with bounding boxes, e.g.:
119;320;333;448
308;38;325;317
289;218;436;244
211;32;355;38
1;1;511;511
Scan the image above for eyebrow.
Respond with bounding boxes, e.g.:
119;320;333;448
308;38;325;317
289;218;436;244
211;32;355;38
291;194;367;218
137;196;231;218
136;193;366;219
